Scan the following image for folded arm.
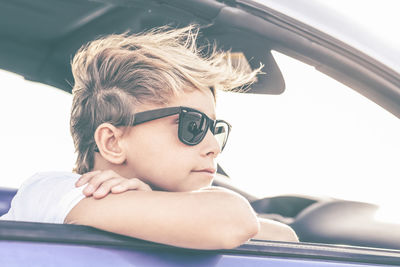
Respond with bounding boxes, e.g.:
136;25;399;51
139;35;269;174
65;189;259;250
203;187;299;242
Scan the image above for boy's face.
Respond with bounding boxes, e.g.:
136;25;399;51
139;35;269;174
120;89;221;192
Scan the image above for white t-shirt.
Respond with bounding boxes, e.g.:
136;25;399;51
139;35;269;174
1;172;85;224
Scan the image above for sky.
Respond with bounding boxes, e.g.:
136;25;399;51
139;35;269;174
0;0;399;220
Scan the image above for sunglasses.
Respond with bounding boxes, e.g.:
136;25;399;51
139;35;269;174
132;106;231;152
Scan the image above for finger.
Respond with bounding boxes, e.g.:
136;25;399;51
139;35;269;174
135;180;152;191
75;170;101;187
92;178;125;199
82;170;120;196
111;178;152;193
110;179;139;193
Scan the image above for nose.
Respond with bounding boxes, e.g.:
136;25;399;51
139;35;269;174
202;129;221;157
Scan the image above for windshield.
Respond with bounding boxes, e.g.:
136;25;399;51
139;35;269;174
216;0;400;210
217;51;400;206
251;0;400;74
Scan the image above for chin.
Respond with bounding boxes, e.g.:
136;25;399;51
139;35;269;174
186;178;213;191
168;173;214;192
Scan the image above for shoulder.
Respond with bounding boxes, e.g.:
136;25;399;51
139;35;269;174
2;171;85;224
15;171;81;199
18;171;80;192
24;171;81;184
15;171;80;196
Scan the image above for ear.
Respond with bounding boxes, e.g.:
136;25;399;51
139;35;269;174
94;123;126;165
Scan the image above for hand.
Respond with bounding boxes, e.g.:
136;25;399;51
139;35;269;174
253;218;299;242
75;170;152;199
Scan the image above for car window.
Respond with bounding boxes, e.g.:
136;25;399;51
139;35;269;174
2;50;400;211
0;70;75;189
216;51;400;209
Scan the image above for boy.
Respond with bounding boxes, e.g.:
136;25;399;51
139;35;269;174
2;25;298;249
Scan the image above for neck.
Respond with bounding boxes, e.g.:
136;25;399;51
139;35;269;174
92;153;129;176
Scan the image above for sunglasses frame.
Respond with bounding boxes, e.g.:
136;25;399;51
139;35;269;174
132;106;231;151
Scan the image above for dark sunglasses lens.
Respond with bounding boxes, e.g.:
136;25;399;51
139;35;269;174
214;121;230;151
179;111;208;144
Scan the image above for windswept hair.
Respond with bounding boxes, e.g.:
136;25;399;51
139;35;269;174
70;25;262;174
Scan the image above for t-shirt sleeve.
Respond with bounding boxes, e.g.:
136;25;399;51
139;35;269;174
1;172;86;224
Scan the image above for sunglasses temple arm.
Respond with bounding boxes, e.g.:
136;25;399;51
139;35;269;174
133;107;181;125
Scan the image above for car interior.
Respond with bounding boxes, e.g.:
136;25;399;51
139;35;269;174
1;0;400;253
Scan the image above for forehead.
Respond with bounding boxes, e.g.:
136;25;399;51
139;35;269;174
136;89;217;120
168;89;216;120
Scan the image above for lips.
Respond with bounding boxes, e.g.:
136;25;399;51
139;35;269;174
192;168;216;174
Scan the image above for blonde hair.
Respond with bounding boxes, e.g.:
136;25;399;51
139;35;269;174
70;25;262;174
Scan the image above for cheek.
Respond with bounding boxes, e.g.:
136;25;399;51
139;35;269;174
123;125;195;189
125;123;177;156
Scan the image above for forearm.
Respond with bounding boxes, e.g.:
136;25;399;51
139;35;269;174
252;218;299;242
204;187;298;242
190;187;298;242
66;189;259;249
